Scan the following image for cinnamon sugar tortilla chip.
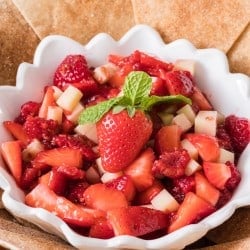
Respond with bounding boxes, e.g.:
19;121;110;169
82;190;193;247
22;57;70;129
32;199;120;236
227;23;250;76
11;0;135;44
131;0;250;52
0;0;39;85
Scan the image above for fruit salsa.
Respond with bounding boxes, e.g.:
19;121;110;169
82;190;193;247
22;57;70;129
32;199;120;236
1;50;250;239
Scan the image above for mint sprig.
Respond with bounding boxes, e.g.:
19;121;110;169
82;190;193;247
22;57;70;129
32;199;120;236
78;71;191;124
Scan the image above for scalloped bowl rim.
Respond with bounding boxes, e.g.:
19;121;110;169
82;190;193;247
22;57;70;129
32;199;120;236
0;24;250;250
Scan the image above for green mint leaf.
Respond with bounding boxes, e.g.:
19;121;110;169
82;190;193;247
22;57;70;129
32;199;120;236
78;97;122;124
112;105;126;114
141;95;192;111
123;71;152;106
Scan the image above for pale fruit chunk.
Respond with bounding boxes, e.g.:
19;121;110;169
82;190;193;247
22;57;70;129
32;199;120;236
52;86;63;100
93;63;118;84
65;103;84;123
218;148;235;164
181;139;199;160
174;59;196;76
85;166;101;184
172;113;193;133
22;139;44;161
185;159;202;176
56;85;83;112
140;204;155;209
176;104;196;124
74;123;98;144
151;189;179;212
47;106;63;124
101;171;123;183
158;112;174;125
217;111;225;125
194;111;218;136
96;157;106;175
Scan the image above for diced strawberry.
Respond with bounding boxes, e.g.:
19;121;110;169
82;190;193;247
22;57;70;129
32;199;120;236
14;101;40;124
106;175;136;201
52;134;97;162
20;163;40;191
83;183;128;212
66;180;89;205
168;192;215;233
89;218;114;239
150;77;168;96
163;70;195;97
154;125;182;155
124;148;155;192
39;169;67;195
153;149;190;179
225;162;241;191
25;183;103;227
135;180;163;205
195;172;220;206
3;121;29;145
38;86;56;118
107;206;170;237
23;116;60;148
56;165;85;180
169;175;195;203
97;110;152;172
53;55;98;96
32;147;83;169
216;188;232;208
203;162;231;190
190;86;213;111
1;140;22;183
185;133;220;162
225;115;250;153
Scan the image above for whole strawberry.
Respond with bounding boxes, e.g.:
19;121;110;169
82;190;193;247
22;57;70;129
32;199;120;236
78;71;191;172
53;55;98;96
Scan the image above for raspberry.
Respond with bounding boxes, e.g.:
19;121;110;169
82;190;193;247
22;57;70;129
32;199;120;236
225;162;241;191
152;149;190;178
52;134;97;162
15;101;40;124
225;115;250;153
216;188;232;209
216;124;233;151
23;116;60;148
66;181;89;205
53;55;98;96
169;176;195;203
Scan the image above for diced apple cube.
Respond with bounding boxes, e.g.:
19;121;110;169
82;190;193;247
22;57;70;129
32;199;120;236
101;171;123;183
140;204;155;209
93;63;118;84
22;139;44;161
96;157;106;175
65;103;84;123
194;111;218;136
185;159;202;176
85;166;101;184
158;112;174;125
52;86;63;100
174;59;196;76
176;104;196;124
151;189;179;212
74;123;98;144
47;106;63;124
181;139;199;160
56;85;83;112
172;113;193;133
218;148;235;164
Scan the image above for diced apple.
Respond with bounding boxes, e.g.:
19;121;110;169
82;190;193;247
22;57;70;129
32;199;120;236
22;139;44;161
194;111;218;136
151;189;179;213
47;106;63;124
181;139;199;160
93;63;118;84
74;123;98;144
157;112;174;125
65;103;84;123
140;204;155;209
56;85;83;112
176;104;196;124
52;86;63;100
85;166;101;184
185;159;202;176
101;171;123;183
172;113;193;133
218;148;235;164
96;157;106;175
174;59;196;76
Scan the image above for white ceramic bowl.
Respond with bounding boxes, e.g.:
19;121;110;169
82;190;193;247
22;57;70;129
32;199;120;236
0;24;250;250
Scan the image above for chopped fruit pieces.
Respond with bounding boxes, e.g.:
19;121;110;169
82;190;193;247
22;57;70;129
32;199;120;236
107;206;170;236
